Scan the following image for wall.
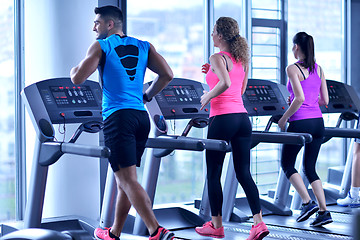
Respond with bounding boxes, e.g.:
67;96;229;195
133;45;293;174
24;0;101;221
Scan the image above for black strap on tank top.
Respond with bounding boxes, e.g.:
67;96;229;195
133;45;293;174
294;63;306;80
220;54;229;72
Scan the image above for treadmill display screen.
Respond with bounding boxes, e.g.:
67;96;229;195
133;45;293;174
41;86;99;108
328;84;346;102
160;85;200;104
245;85;278;103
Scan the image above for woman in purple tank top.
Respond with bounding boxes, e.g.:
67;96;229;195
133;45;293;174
278;32;332;227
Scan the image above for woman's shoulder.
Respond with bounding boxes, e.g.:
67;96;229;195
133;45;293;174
209;53;224;63
210;52;224;58
286;63;298;72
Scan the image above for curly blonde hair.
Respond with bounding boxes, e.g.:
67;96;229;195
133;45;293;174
216;17;249;65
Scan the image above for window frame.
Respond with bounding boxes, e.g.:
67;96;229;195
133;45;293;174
15;0;26;221
248;0;288;84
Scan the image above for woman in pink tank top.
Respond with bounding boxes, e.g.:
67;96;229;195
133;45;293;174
278;32;332;227
194;17;269;240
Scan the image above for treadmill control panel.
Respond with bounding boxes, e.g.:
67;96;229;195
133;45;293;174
42;85;98;108
145;78;210;120
157;85;200;105
245;85;279;103
321;80;360;113
243;79;289;116
23;78;103;124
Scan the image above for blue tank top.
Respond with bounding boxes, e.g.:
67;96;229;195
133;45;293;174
97;34;150;120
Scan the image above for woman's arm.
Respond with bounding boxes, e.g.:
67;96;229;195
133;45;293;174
278;64;305;130
241;64;249;95
318;65;329;106
200;54;231;110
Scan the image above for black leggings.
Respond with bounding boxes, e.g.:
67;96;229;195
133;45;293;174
281;118;324;183
206;113;261;216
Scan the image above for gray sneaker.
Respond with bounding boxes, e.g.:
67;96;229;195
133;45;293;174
310;211;333;227
296;200;319;222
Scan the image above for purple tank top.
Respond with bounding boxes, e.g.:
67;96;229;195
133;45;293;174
287;62;322;122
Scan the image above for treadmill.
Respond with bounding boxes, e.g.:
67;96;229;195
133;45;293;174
1;78;110;239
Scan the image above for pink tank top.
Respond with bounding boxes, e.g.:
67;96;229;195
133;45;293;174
287;62;323;122
206;51;247;117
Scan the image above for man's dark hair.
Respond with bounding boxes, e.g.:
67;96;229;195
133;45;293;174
94;5;123;26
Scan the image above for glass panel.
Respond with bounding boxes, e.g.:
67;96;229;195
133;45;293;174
0;0;15;221
253;26;279;34
127;0;204;205
252;0;281;19
252;56;279;68
252;68;278;80
127;0;204;84
288;0;344;181
252;27;280;45
252;44;279;56
214;0;242;22
251;26;280;84
250;2;283;194
252;9;280;19
252;0;280;10
288;0;342;81
246;116;281;195
252;33;279;45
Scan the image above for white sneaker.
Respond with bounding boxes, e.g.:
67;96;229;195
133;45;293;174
337;192;360;207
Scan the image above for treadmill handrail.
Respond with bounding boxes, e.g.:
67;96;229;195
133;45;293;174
61;142;111;158
324;127;360;138
146;135;205;151
250;131;312;149
145;135;229;152
39;142;111;166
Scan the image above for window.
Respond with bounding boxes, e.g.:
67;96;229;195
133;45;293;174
214;0;243;22
247;0;286;193
0;0;15;221
251;0;285;83
288;0;342;81
127;0;204;204
252;26;281;82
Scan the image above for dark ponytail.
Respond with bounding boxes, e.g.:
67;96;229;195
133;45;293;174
293;32;316;73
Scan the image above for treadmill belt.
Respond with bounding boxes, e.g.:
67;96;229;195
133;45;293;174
172;220;351;240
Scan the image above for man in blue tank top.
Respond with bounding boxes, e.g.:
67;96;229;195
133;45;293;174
70;5;174;240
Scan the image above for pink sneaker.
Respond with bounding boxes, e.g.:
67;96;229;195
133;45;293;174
149;227;174;240
94;227;119;240
246;222;269;240
195;221;225;239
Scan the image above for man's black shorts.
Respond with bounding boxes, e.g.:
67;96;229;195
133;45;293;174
103;109;150;172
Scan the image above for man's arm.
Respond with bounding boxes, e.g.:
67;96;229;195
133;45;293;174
144;43;173;100
70;41;102;85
